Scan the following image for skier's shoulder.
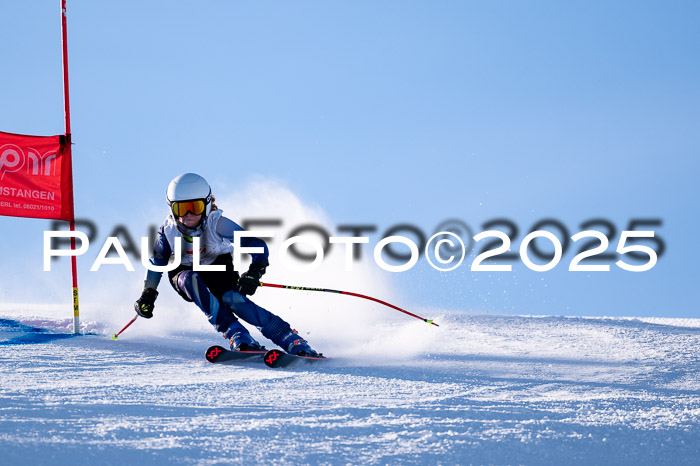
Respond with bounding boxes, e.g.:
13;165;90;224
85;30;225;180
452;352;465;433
207;208;225;225
161;214;178;235
212;210;245;237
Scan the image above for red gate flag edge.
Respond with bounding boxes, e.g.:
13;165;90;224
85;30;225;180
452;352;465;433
0;130;74;222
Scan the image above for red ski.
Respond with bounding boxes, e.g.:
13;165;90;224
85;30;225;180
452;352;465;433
205;345;266;364
263;349;327;368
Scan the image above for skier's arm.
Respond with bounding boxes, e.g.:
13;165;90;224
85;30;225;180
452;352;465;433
135;225;171;318
217;216;269;295
143;225;172;290
216;216;270;267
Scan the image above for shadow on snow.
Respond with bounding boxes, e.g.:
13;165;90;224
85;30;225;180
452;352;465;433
0;318;82;346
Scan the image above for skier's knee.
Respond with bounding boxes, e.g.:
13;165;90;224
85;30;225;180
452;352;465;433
222;290;246;306
173;270;199;302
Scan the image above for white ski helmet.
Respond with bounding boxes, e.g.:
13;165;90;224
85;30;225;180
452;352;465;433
166;173;213;218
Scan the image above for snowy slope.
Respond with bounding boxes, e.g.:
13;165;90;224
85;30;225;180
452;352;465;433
1;311;699;465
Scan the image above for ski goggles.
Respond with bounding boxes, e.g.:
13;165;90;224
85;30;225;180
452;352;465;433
171;199;206;217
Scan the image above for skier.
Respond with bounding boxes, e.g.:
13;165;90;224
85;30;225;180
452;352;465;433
133;172;321;356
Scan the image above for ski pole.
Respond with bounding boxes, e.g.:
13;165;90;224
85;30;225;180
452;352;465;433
111;314;138;340
259;282;439;326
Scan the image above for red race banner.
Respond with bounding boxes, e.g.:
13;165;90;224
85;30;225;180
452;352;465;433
0;131;74;221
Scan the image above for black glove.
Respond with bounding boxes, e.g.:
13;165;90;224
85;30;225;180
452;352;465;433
135;288;158;318
238;262;267;296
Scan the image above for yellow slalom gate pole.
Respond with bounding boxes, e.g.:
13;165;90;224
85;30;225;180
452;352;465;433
61;1;80;334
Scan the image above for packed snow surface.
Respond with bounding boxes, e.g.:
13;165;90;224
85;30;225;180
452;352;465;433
1;311;699;464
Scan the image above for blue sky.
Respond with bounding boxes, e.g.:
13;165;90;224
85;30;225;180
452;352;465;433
1;1;698;319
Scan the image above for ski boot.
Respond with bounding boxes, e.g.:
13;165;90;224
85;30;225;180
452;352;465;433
227;328;265;352
280;329;321;357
